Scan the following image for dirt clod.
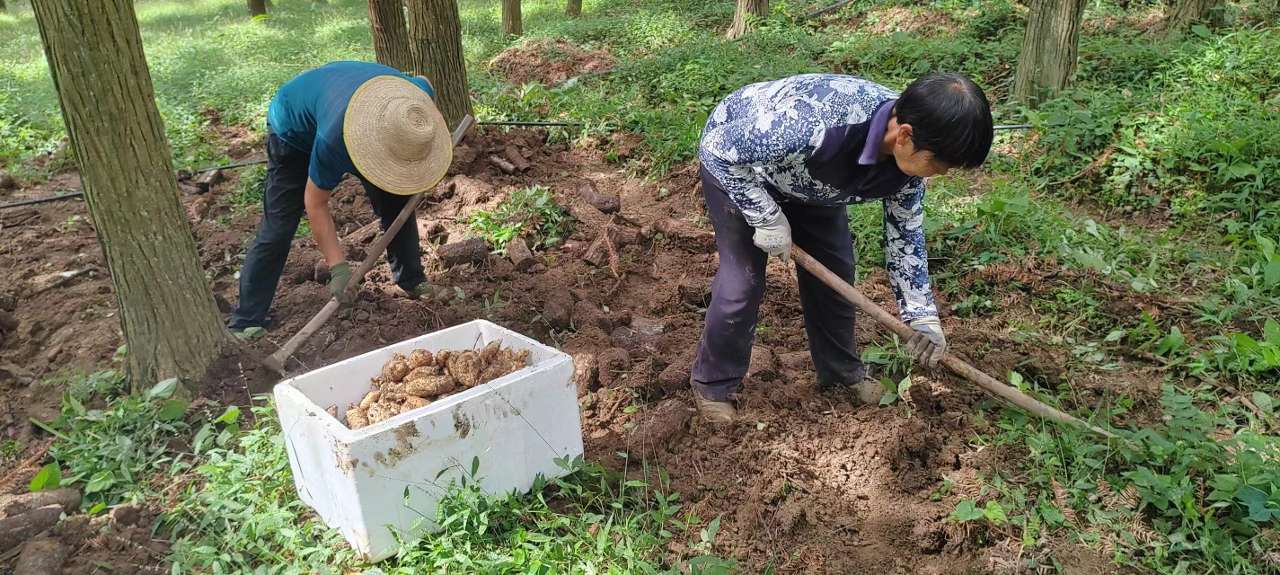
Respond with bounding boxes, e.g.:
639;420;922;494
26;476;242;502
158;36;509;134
0;504;63;552
597;347;630;388
624;398;693;457
0;488;81;516
437;238;490;268
912;519;947;554
655;218;716;253
746;346;778;383
14;537;68;575
572;353;599;396
507;237;536;272
543;290;574;330
577;182;620;214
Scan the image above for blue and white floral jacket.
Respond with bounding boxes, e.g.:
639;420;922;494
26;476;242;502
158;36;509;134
699;73;937;322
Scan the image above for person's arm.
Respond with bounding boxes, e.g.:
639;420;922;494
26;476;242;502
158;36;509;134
303;179;344;266
882;176;938;322
699;98;825;226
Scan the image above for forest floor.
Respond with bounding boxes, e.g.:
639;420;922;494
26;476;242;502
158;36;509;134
0;0;1277;574
1;122;1123;574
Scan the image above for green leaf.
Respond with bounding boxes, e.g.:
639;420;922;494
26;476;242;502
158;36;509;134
983;501;1008;524
84;470;115;495
1257;236;1277;261
1237;486;1278;523
214;405;241;425
1226;162;1258;179
87;502;107;516
1253;392;1275;415
879;391;898;406
29;463;61;492
157;399;188;422
146;378;180;400
1265;319;1280;346
1264;262;1280;289
950;499;985;522
1155;327;1186;356
1104;329;1126;343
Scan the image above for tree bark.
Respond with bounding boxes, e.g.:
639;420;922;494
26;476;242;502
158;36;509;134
369;0;413;71
726;0;769;40
1163;0;1223;34
566;0;581;17
502;0;523;36
406;0;473;129
31;0;232;388
1012;0;1086;107
248;0;267;16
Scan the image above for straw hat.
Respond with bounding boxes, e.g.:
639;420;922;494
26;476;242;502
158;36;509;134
343;75;452;195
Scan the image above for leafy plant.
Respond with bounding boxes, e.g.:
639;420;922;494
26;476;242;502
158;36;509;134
34;374;193;508
232;163;267;208
468;185;572;251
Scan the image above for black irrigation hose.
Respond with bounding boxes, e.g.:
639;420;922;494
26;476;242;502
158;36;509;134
478;119;584;127
0;192;84;210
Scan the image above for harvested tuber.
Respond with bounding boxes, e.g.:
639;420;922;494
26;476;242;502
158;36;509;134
402;396;431;413
406;374;457;397
346;407;369;428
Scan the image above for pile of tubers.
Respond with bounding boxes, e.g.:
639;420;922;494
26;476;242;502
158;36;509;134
339;341;531;429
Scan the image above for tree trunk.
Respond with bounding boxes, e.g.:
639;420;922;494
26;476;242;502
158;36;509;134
248;0;267;16
1012;0;1086;107
502;0;522;36
726;0;769;40
1163;0;1223;34
406;0;473;129
0;0;7;14
369;0;413;71
566;0;581;17
30;0;232;388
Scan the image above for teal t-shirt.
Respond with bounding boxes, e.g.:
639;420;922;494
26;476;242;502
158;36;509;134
266;61;435;190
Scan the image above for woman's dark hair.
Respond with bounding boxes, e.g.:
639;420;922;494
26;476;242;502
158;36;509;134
894;73;994;169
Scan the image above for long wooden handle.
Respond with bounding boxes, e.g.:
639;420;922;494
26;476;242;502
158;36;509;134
790;246;1118;440
264;115;476;374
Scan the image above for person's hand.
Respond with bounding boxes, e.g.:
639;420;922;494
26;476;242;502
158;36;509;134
752;213;792;260
906;316;947;369
327;261;354;304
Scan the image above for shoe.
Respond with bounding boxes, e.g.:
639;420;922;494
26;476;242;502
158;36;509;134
406;283;452;303
820;376;885;406
231;326;267;341
694;395;737;423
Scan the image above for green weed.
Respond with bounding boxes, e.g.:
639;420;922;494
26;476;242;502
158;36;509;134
468;184;571;250
232;163;266;208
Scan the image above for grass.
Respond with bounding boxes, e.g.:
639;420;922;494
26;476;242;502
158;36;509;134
4;0;1280;572
160;406;728;573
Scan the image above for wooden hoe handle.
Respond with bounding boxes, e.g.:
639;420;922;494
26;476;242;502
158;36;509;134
263;115;476;374
789;246;1118;440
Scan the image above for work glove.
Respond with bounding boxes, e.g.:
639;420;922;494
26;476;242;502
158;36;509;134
752;212;792;260
906;316;947;369
327;261;354;304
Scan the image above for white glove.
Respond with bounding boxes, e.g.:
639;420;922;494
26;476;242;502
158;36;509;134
906;316;947;369
752;213;792;260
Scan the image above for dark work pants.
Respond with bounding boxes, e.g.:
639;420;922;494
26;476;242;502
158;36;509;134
691;166;863;401
228;131;426;329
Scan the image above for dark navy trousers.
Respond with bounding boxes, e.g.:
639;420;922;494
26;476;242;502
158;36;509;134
228;131;425;329
691;166;864;401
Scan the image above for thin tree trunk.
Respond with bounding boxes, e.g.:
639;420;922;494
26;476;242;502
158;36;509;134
0;0;7;14
1163;0;1223;34
369;0;413;71
406;0;473;129
726;0;769;40
30;0;232;388
566;0;581;17
1012;0;1086;107
502;0;522;36
248;0;267;16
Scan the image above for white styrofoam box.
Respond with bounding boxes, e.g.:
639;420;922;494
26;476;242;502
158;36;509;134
273;320;582;561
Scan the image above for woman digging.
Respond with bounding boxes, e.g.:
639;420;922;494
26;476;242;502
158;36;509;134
691;73;994;422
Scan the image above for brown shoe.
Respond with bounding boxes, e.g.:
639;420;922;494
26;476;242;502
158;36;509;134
821;376;886;406
694;395;736;423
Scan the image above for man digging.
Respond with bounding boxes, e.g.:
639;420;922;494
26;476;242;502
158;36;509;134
228;61;453;333
691;73;994;422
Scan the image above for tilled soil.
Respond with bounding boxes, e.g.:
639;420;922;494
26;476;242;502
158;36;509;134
0;126;1128;573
